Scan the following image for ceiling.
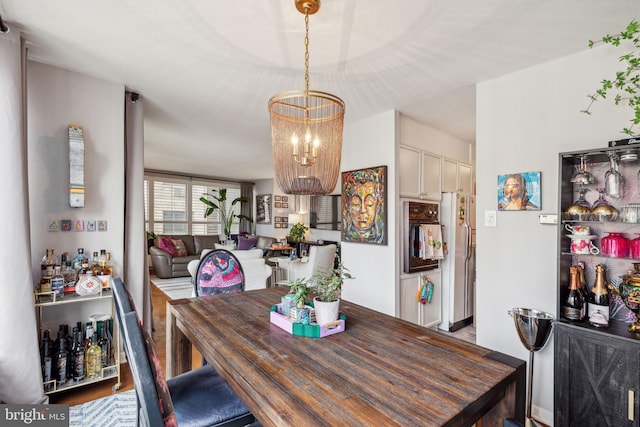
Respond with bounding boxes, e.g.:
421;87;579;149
1;1;639;181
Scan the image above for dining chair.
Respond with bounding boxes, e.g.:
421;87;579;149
194;249;245;296
288;244;337;282
112;277;256;427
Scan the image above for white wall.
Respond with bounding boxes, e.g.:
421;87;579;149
476;45;628;425
27;61;125;329
340;110;398;314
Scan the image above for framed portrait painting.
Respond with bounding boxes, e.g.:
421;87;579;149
341;165;387;245
497;171;541;211
256;194;272;224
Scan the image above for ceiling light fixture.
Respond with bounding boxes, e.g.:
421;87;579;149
268;0;345;195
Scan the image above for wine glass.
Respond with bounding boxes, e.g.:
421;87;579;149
574;187;591;208
604;153;623;199
570;155;595;185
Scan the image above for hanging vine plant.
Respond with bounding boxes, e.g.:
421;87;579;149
582;20;640;136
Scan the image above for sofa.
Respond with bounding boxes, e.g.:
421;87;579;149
187;248;272;291
150;234;220;278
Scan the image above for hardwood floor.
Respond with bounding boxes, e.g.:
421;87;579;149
50;281;201;406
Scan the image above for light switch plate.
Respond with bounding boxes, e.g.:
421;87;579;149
485;210;497;227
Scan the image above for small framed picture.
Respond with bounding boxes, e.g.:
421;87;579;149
497;171;541;211
275;216;280;222
49;220;60;232
61;220;72;231
282;196;288;202
274;195;281;201
282;202;288;208
97;220;108;231
74;219;84;231
274;223;281;228
275;202;282;208
85;220;96;231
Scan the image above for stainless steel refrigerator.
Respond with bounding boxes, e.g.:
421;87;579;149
438;192;476;332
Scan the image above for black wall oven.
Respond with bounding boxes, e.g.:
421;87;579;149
403;201;440;274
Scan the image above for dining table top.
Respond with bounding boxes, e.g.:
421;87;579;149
166;287;524;427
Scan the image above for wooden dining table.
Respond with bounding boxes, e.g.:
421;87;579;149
166;288;525;426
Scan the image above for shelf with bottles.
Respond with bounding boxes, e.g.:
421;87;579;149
34;287;113;307
42;364;120;395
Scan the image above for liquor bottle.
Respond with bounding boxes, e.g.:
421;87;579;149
55;334;68;385
84;322;94;353
90;252;100;276
588;264;610;327
40;330;53;390
576;262;589;308
51;265;65;299
62;261;76;289
78;258;92;279
72;331;85;382
562;266;585;321
97;259;112;289
97;321;110;369
106;252;114;276
86;332;102;380
72;248;85;271
40;249;59;278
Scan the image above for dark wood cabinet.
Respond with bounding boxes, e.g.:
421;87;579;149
556;146;640;426
555;322;639;426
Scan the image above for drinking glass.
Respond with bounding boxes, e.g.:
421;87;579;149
604;154;623;199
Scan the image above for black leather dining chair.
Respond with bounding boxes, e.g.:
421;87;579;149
112;277;256;427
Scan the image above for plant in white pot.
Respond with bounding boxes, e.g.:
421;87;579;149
310;256;353;325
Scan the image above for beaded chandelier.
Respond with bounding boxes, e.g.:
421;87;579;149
268;0;345;195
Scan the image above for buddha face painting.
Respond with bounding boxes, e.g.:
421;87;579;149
342;166;386;244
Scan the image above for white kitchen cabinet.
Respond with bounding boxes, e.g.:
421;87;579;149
399;144;441;200
442;158;473;195
399;269;442;328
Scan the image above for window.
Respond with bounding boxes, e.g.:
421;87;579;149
145;173;243;236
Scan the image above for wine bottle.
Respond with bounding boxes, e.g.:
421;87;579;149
97;321;110;369
576;262;589;312
588;264;610;327
40;330;53;390
73;331;85;382
55;335;68;385
562;266;585;321
86;332;102;380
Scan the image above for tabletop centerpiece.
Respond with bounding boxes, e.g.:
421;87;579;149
309;255;353;325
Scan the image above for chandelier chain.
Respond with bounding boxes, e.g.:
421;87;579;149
304;9;310;95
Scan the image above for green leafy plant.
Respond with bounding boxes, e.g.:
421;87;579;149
199;188;252;237
288;222;308;242
310;256;354;302
287;277;309;308
146;230;157;241
582;20;640;136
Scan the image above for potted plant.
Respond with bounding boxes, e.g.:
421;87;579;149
146;230;157;254
199;188;252;242
582;20;640;136
309;256;353;325
286;278;311;324
288;222;308;242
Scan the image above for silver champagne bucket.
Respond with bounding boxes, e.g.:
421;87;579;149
508;308;554;427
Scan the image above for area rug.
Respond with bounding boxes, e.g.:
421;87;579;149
150;276;194;300
70;390;137;427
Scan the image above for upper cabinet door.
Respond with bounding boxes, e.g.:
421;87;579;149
399;145;421;197
458;163;473;195
442;158;458;193
421;151;441;200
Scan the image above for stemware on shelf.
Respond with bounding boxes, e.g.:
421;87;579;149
604;153;623;199
591;188;618;221
570;155;594;185
565;187;591;220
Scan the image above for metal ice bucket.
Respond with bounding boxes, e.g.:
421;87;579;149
508;307;554;352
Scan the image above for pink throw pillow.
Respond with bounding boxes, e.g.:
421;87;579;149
172;239;188;257
159;237;178;256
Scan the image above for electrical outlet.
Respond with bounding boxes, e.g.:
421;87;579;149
485;210;497;227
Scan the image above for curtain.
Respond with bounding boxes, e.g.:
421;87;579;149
0;30;46;403
240;182;254;234
124;92;152;333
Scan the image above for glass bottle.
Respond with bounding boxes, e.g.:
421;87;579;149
90;252;100;276
97;259;112;289
562;266;585;321
62;261;76;288
86;332;102;380
51;265;65;299
72;248;85;271
588;264;610;327
40;330;53;390
106;252;113;276
55;334;68;385
97;320;110;369
78;258;92;279
575;262;589;309
72;331;85;382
